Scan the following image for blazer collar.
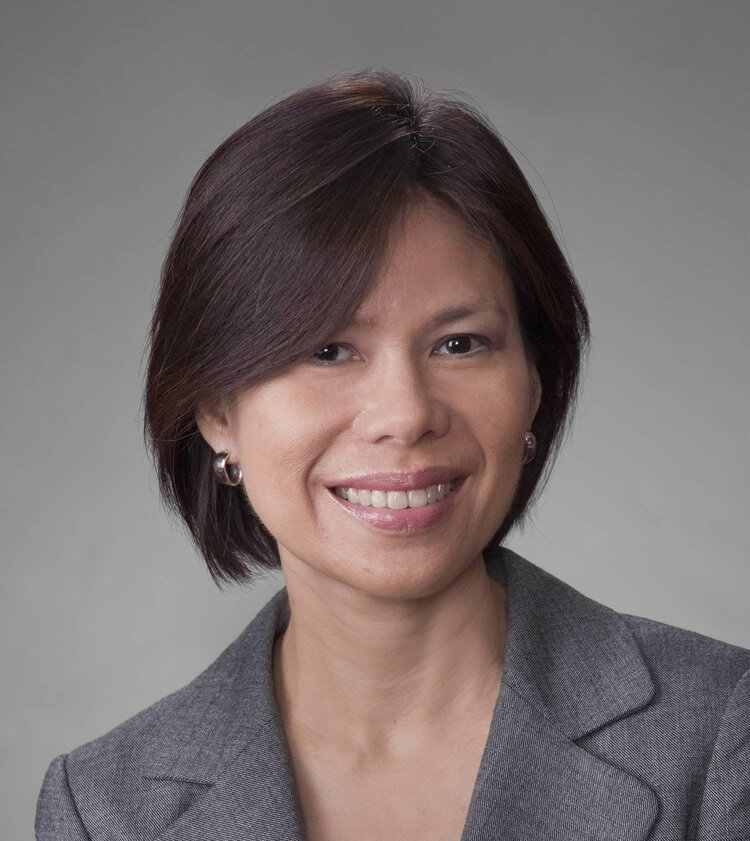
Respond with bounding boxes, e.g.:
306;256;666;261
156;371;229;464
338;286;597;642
148;547;659;841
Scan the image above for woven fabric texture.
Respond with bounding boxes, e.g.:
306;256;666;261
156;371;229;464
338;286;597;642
35;547;750;840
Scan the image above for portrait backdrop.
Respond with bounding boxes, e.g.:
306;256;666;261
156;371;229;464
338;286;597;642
1;1;748;838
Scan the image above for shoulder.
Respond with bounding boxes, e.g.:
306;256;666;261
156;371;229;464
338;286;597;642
496;547;750;766
497;545;750;701
618;609;750;706
35;685;189;840
608;611;750;838
36;665;224;840
501;545;750;699
521;552;750;837
35;586;288;840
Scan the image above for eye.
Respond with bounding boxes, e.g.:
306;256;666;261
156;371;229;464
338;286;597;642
311;343;354;365
435;334;491;356
310;335;492;366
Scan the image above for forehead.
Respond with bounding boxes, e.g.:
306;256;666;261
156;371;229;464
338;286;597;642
353;198;513;325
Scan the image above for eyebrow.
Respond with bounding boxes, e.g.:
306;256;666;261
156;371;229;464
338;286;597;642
350;298;509;329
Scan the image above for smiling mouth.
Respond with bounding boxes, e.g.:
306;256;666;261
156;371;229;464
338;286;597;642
328;477;465;509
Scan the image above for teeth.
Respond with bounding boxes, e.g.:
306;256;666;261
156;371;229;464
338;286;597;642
333;480;459;509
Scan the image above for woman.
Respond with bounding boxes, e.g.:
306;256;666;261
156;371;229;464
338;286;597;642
36;69;749;841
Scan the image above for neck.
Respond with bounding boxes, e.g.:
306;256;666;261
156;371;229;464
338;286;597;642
272;552;507;762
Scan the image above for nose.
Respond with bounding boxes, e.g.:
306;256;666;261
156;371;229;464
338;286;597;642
352;353;450;447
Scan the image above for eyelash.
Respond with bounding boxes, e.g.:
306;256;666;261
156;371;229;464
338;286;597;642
311;334;493;366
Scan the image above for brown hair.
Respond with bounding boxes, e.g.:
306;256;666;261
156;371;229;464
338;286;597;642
142;68;590;586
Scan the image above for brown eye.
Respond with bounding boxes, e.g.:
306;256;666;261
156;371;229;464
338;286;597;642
437;335;490;356
312;343;352;364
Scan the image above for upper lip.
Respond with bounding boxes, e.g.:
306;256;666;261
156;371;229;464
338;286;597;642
328;466;469;491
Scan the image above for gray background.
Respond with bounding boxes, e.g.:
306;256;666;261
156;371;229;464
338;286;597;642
2;0;748;836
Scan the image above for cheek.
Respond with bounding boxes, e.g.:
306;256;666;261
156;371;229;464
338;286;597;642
233;395;331;523
472;381;531;486
475;371;532;439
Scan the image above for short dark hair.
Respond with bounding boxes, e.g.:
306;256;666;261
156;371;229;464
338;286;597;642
142;67;590;586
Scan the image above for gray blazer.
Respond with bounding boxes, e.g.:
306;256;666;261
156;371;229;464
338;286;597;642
36;547;750;840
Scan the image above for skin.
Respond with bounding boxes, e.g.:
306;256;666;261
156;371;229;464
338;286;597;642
197;197;541;838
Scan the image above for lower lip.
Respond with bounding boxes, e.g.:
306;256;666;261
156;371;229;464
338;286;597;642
326;478;467;533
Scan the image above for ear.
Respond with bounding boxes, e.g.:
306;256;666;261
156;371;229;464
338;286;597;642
195;398;234;456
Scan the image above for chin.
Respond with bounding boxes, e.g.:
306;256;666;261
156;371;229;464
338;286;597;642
327;551;470;603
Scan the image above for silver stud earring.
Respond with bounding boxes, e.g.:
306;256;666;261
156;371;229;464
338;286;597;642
522;431;537;465
213;451;243;486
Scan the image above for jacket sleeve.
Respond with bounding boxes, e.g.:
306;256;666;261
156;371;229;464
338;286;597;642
696;664;750;841
35;754;91;841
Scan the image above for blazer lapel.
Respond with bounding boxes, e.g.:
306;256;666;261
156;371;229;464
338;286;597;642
459;683;659;841
147;590;306;841
459;547;660;841
149;547;660;841
152;714;306;841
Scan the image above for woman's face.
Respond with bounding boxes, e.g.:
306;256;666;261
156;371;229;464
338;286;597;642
199;199;540;601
